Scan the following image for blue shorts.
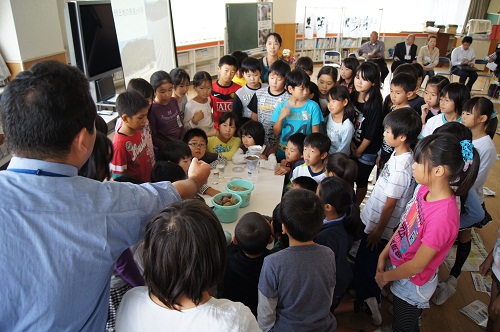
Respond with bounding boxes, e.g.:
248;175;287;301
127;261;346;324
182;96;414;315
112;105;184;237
390;270;438;309
357;153;377;166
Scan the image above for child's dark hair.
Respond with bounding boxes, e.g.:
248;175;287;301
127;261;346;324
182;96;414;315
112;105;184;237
143;200;226;310
184;128;208;144
280;188;324;242
150;70;173;91
426;75;450;95
231;51;248;70
414;133;479;198
318;176;362;240
287;132;306;153
338;57;360;89
317;66;338;83
218;54;239;68
383;107;422;145
151;161;187;183
462;97;498;139
78;132;113;181
235;212;271;255
292;176;318;192
351;62;383;115
269;60;291;79
127;78;154;100
240;120;265;146
295;56;314;73
391;72;417;93
116;91;150;117
410;62;424;79
192;71;212;88
271;203;289;249
241;57;262;74
304;132;331;155
326;153;358;187
170;68;190;87
95;115;108;135
219;111;238;127
265;32;282;46
441;82;470;115
286;69;310;89
114;174;144;184
159;139;192;163
327;85;356;124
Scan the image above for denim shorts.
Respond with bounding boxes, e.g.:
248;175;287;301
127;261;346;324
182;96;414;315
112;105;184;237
390;270;438;309
357;153;377;166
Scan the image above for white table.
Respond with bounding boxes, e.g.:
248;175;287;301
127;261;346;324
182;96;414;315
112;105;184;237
203;161;284;237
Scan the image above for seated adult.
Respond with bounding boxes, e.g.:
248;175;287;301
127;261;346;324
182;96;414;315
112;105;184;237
357;31;389;84
451;36;478;91
417;35;440;79
391;34;417;72
0;60;210;330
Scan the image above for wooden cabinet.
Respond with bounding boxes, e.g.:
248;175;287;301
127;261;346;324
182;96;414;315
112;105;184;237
430;32;455;57
176;41;224;79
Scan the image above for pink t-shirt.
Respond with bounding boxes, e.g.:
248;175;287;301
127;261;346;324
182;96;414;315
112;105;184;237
389;185;459;286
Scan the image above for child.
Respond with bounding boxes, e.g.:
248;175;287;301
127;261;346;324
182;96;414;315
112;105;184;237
295;56;320;104
148;70;183;154
158;140;193;174
260;32;282;83
291;133;330;184
411;62;425;91
351;62;384;206
211;55;241;130
258;189;336;331
420;82;469;137
232;120;277;170
79;132;113;181
170;68;190;121
111;91;153;183
222;212;271;316
251;60;291;147
290;176;318;192
231;50;249;87
326;152;358;189
232;57;263;124
184;71;216;136
433;98;498;305
151;161;186;183
339;57;360;93
274;132;306;185
316;176;361;309
384;64;424;113
269;203;289;254
479;231;500;332
355;108;422;326
420;75;450;125
375;133;479;331
271;69;323;161
183;128;218;164
207;112;241;160
317;66;338;117
325;85;356;155
116;200;260;331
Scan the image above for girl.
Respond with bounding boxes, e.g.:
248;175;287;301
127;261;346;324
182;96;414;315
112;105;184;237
148;70;183;154
420;82;469;137
259;32;282;83
420;75;450;125
350;62;384;206
375;134;479;331
325;152;358;189
325;85;355;155
479;231;500;332
317;66;338;117
115;200;259;331
232;120;277;170
338;57;360;93
170;68;190;122
432;98;498;305
183;71;216;136
207;112;241;161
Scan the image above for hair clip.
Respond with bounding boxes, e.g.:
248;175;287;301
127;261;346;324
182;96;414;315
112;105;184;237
460;140;474;171
491;109;498;119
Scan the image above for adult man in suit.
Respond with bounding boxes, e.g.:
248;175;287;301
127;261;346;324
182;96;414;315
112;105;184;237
391;34;418;72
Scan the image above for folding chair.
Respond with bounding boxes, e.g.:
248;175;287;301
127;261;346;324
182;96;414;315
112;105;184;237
473;59;492;92
435;57;453;82
324;51;341;68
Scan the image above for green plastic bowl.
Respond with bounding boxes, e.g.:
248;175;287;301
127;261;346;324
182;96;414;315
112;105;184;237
212;192;242;223
226;179;254;208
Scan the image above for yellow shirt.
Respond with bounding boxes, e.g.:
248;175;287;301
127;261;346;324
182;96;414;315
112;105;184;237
207;136;241;161
232;75;247;87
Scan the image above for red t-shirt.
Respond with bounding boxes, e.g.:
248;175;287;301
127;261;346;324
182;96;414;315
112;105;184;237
111;130;153;183
210;81;240;130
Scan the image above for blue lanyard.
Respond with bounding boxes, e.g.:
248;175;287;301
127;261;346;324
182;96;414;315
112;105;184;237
8;168;69;177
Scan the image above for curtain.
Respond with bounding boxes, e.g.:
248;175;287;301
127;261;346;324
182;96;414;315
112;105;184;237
462;0;491;33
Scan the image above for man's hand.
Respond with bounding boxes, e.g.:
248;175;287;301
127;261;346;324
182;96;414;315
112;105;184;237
188;158;210;186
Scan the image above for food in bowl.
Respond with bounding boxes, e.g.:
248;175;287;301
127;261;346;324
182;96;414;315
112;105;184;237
213;194;239;206
227;184;249;192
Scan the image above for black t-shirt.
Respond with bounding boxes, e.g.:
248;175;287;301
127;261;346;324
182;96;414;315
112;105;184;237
353;100;384;155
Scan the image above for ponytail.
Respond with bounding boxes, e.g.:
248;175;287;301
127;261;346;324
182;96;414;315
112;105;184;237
326;153;358;188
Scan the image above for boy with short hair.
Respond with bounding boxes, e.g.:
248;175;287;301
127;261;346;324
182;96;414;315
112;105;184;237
183;128;218;164
291;132;330;184
158;139;193;174
232;57;263;124
222;212;272;317
231;50;249;87
295;56;320;104
271;69;323;160
111;91;153;182
258;189;336;331
275;132;306;185
211;54;241;130
354;107;422;326
251;60;291;147
290;176;318;192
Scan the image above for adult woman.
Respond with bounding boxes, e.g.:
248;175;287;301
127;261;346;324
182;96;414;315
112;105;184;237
417;35;440;79
259;32;282;83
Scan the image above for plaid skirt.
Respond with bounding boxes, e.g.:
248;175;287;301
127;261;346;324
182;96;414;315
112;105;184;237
106;283;133;332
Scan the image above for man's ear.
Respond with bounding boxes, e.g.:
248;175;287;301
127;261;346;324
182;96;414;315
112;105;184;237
71;127;95;168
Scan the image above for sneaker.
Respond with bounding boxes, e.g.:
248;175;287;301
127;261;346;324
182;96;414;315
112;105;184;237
432;276;458;305
364;297;383;326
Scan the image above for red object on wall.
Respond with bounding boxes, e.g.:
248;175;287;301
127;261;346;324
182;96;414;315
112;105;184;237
489;24;500;40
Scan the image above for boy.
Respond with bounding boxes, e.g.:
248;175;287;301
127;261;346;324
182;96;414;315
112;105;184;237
150;161;186;183
354;107;422;326
290;133;330;184
271;69;323;161
211;55;241;130
231;50;249;87
290;176;318;192
275;132;306;185
183;128;218;164
294;56;320;104
222;212;272;316
232;57;263;124
258;189;336;331
251;60;291;147
111;91;153;183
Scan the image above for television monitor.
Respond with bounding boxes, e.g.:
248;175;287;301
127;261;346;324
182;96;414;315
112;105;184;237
65;0;122;81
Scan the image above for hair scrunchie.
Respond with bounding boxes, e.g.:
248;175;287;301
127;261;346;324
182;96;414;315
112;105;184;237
460;139;474;172
491;109;498;119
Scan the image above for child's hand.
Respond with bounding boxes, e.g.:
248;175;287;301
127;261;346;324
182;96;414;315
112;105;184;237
367;231;383;251
279;104;291;120
352;148;362;158
479;255;494;275
421;104;429;123
259;153;268;160
192;110;204;125
274;166;290;175
375;270;388;289
280;160;288;166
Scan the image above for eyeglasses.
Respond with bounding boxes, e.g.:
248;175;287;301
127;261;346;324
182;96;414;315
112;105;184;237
188;142;207;148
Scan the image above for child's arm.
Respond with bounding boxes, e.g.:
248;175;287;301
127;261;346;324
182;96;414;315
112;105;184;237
114;249;145;287
366;197;398;250
201;186;220;197
272;104;290;136
259;153;277;170
257;291;278;331
352;138;371;158
232;147;246;164
479;249;494;276
311;124;319;133
275;165;291;176
220;138;241;161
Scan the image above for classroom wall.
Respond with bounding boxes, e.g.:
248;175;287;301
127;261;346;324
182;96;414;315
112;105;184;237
489;0;500;14
0;0;21;61
273;0;296;24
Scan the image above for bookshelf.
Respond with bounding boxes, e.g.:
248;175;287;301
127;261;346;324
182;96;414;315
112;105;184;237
176;40;224;79
295;34;339;62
